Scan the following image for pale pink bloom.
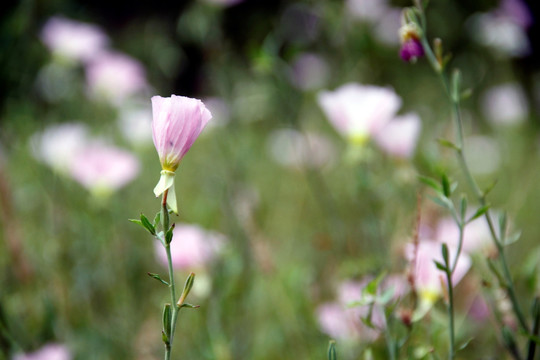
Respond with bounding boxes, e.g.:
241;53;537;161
267;129;336;169
30;123;89;173
69;143;140;196
346;0;390;22
40;16;108;63
289;53;329;91
318;83;401;143
406;240;471;301
152;95;212;172
14;343;71;360
316;302;360;341
374;113;421;158
481;83;528;125
468;296;491;322
496;0;533;29
154;224;225;270
86;52;147;105
152;95;212;213
436;209;499;254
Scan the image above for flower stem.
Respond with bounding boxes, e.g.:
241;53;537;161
444;268;455;359
416;4;530;336
162;189;179;360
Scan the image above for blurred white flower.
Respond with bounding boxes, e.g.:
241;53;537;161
14;343;71;360
30;123;90;173
289;53;329;91
68;142;140;197
267;129;336;169
346;0;390;22
469;0;531;58
40;16;108;63
117;105;153;146
374;113;421;158
86;51;148;105
464;136;501;175
203;97;231;128
481;83;528;125
373;8;401;45
318;83;402;144
154;224;226;270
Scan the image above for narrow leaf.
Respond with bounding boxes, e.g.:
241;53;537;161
418;175;442;193
328;340;337;360
467;205;490;223
483;179;498;197
451;69;461;102
147;272;169;286
434;260;447;272
437;138;459;150
153;211;161;228
179;303;200;309
165;224;175;245
460;194;468;223
140;213;155;235
441;243;449;266
441;173;451;197
162;304;172;338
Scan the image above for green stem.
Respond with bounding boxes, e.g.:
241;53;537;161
383;310;397;360
444;269;455;359
162;190;179;360
417;7;530;335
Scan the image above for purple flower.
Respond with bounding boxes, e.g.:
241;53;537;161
152;95;212;213
399;38;425;62
40;16;108;63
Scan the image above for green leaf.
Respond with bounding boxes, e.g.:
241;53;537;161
428;194;454;212
441;173;451;197
483;179;498;197
418;175;441;193
487;259;506;287
165;224;175;245
460;194;468;223
153;211;161;228
467;205;490;224
140;213;156;235
460;88;473;100
179;303;200;309
505;231;521;246
327;340;337;360
162;303;172;338
499;212;507;244
437;138;459;150
451;69;461;103
441;243;449;266
161;330;169;345
147;272;169;286
434;260;447;272
177;272;196;306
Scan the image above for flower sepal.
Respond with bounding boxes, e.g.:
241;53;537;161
153;170;178;214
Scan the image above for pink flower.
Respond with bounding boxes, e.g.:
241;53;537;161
40;16;108;63
154;224;225;270
69;142;140;197
151;95;212;213
14;343;71;360
435;213;494;254
374;113;421;158
406;240;471;313
86;51;147;105
317;83;401;144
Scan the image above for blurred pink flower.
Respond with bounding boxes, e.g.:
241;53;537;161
86;51;148;105
152;95;212;213
481;83;528;125
14;343;71;360
30;123;89;173
69;143;140;196
267;129;336;170
316;276;408;341
406;240;471;304
40;16;108;63
496;0;533;29
346;0;389;22
374;113;421;158
317;83;401;144
154;224;225;270
117;105;153;146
